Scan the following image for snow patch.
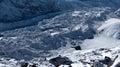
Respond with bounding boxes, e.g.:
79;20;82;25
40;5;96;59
71;63;84;67
81;35;120;50
50;32;60;36
72;11;81;16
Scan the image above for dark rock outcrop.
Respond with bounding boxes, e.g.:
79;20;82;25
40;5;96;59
21;62;28;67
100;56;112;65
49;56;73;67
74;46;81;50
115;62;120;67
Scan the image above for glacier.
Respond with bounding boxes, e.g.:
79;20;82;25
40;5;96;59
0;0;120;67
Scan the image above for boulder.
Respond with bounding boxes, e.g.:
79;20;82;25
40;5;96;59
49;56;73;67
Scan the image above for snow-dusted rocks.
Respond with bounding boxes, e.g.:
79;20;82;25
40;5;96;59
48;48;120;67
0;47;120;67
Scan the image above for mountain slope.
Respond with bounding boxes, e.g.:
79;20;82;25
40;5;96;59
0;0;120;67
0;0;120;31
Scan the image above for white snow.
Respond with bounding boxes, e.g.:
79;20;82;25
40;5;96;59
73;24;81;31
50;32;60;36
72;11;81;16
59;65;69;67
71;63;84;67
0;37;3;40
98;18;120;39
81;35;120;50
80;18;120;50
72;23;89;32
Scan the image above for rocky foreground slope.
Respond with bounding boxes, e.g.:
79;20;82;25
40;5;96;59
0;47;120;67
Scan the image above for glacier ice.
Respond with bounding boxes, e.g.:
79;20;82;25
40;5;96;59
0;0;120;67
